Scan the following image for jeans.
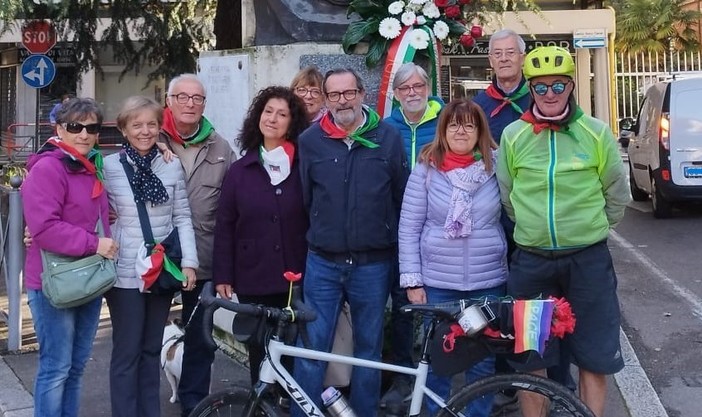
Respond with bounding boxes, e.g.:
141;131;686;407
178;283;218;413
424;285;506;417
292;251;391;417
104;287;173;417
27;290;102;417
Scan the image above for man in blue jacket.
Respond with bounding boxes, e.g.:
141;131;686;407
293;68;409;417
472;29;530;144
382;62;443;413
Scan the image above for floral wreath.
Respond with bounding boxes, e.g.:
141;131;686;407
342;0;539;117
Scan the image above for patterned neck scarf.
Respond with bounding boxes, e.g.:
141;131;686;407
439;150;482;172
443;158;493;239
122;143;169;205
319;106;380;149
484;78;530;118
47;137;104;199
161;107;214;147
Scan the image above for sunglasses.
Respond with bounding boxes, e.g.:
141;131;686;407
531;81;571;96
63;122;101;134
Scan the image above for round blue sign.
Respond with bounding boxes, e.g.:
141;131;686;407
21;54;56;89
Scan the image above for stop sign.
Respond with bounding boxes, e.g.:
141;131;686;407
21;20;56;54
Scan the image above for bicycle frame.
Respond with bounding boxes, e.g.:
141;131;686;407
252;338;453;417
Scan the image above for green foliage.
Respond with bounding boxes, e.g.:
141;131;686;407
1;1;216;83
614;0;701;53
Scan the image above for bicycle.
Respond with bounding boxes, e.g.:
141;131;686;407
191;282;594;417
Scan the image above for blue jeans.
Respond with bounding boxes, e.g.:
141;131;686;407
292;251;391;417
424;285;505;417
27;290;102;417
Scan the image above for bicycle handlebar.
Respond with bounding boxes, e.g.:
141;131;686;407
199;281;318;351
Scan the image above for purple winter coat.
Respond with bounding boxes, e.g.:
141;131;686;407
21;147;110;290
212;148;308;295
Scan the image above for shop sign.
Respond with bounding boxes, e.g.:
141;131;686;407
19;44;77;65
443;39;575;56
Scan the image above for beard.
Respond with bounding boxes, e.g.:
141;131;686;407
332;106;360;128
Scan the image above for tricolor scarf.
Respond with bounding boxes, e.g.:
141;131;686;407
513;299;555;355
520;100;585;136
47;137;104;199
161;107;215;147
438;151;482;173
484;81;530;118
319;106;380;149
259;141;295;185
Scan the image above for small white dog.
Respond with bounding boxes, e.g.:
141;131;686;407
161;319;185;403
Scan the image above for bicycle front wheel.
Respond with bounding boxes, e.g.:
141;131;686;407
438;373;595;417
189;386;280;417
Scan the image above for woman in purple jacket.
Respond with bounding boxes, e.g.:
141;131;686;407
213;86;310;385
21;98;119;417
398;99;508;417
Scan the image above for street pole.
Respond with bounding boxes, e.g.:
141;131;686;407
6;176;24;351
34;88;40;153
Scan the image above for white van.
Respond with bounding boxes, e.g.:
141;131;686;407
621;76;702;218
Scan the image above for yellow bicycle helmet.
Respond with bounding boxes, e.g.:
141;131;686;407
523;46;575;80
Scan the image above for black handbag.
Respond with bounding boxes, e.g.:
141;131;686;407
120;152;184;295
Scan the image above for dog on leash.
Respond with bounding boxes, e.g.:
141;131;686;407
161;318;185;403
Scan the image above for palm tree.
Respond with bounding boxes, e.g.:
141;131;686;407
614;0;701;53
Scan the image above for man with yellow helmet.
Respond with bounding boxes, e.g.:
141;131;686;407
496;46;630;417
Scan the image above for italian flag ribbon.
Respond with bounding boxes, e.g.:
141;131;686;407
138;243;185;292
484;82;530;118
377;25;442;119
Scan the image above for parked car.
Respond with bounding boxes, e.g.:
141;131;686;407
622;76;702;218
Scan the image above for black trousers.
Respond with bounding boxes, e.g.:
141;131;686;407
178;283;218;412
105;287;173;417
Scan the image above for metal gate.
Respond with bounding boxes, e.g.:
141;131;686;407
615;50;702;121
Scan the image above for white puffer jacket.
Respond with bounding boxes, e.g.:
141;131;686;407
103;152;199;289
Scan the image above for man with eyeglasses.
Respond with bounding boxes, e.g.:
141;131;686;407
496;46;629;417
293;68;409;417
473;29;530;144
159;73;236;417
380;61;444;414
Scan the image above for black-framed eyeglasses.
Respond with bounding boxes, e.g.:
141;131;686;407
326;89;360;102
531;81;571;96
396;83;427;95
63;122;101;134
295;87;323;99
447;122;476;133
170;93;206;105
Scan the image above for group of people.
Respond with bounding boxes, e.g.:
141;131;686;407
21;28;628;417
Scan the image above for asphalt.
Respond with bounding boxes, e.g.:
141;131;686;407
0;286;653;417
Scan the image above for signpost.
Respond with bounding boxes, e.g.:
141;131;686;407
573;28;607;49
20;20;57;152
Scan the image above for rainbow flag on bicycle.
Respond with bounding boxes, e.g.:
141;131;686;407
513;299;555;355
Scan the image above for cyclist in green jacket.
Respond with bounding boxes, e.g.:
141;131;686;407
496;46;629;417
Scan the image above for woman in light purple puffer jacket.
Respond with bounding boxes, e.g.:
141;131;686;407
398;99;508;417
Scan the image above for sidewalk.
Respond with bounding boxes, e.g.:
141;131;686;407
0;291;645;417
0;296;249;417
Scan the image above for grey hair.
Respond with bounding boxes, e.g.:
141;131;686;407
323;68;364;93
392;63;429;89
56;98;104;125
489;29;526;53
116;96;163;131
167;73;206;96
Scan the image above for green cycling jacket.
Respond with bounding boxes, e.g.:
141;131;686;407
496;109;630;250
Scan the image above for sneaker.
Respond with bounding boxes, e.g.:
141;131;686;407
379;376;412;410
550;404;572;417
490;392;518;416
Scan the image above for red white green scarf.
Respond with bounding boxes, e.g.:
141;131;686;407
319;107;380;149
161;107;214;147
47;137;104;198
484;81;530;118
520;102;584;136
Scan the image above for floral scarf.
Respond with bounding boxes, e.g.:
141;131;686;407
442;157;494;239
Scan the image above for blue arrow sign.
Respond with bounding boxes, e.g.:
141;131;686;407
21;54;56;89
574;38;606;49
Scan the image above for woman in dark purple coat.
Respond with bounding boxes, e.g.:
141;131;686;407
212;86;310;385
